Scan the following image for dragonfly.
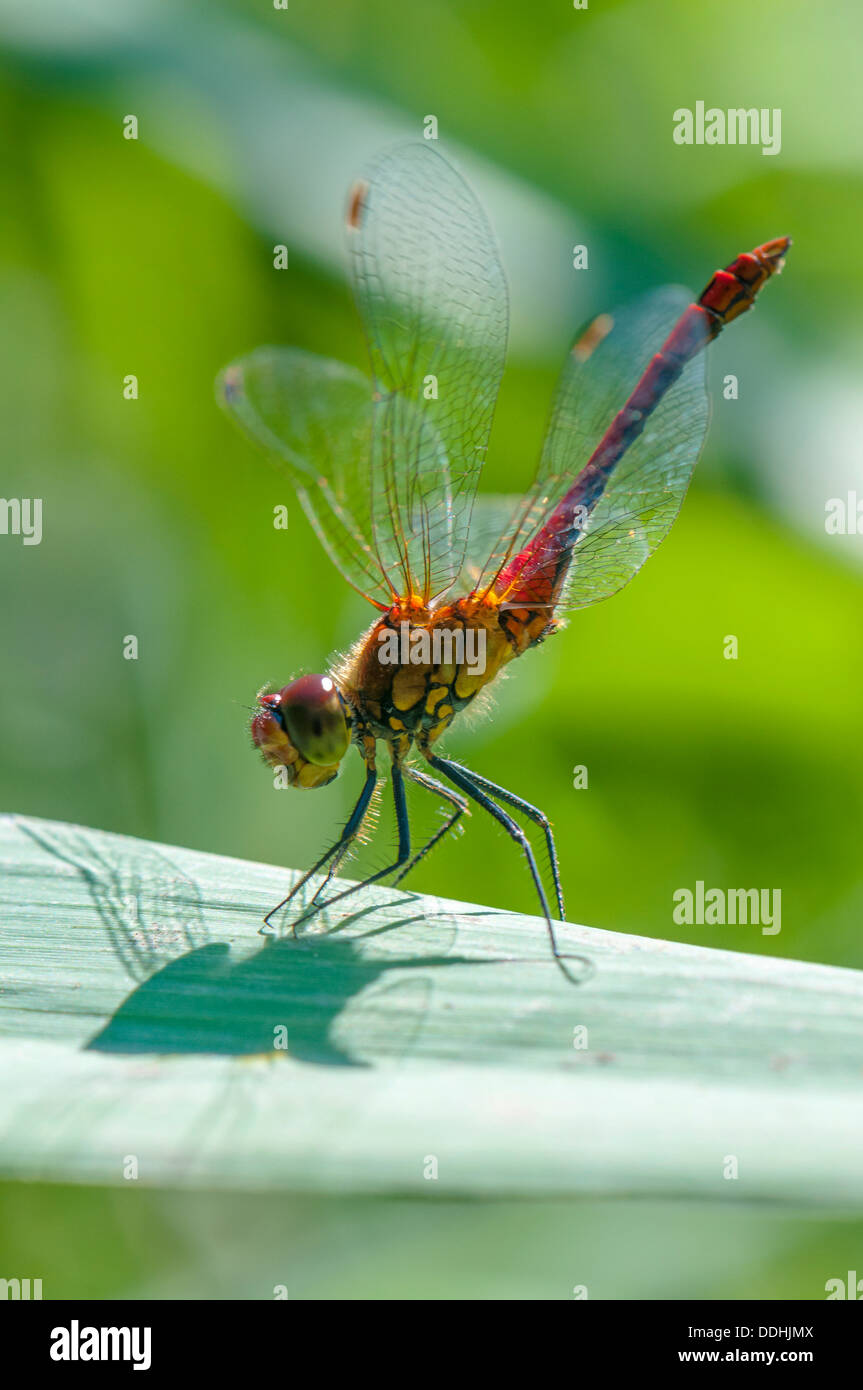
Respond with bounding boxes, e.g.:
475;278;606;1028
217;142;789;978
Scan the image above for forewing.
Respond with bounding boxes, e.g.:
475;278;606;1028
478;287;710;611
217;347;392;607
348;143;508;601
458;492;523;591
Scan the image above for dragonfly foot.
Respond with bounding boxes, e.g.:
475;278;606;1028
553;950;594;987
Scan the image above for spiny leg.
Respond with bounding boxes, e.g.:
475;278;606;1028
390;767;469;887
262;765;377;934
427;752;583;984
427;754;554;938
308;837;353;907
296;767;466;924
291;764;412;929
450;764;565;921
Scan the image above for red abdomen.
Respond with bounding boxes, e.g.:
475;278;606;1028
493;237;790;621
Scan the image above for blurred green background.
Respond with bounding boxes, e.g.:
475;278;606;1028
1;0;862;1299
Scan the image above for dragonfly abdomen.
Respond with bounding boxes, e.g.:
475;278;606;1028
493;236;791;619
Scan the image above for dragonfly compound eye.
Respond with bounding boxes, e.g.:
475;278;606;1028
277;674;350;768
251;678;348;787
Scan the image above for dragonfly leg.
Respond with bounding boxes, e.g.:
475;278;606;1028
389;767;469;887
261;765;377;934
445;765;565;921
426;753;584;984
308;838;352;907
291;765;412;928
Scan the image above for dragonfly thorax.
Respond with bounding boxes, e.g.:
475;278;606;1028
333;595;546;754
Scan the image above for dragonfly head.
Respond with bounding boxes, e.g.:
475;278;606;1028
251;675;350;788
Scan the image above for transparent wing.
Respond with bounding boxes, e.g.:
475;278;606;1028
477;287;710;613
217;347;393;608
458;492;523;591
348;142;509;602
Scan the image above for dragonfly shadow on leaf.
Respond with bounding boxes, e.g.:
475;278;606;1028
86;901;482;1067
16;817;209;980
16;817;507;1067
